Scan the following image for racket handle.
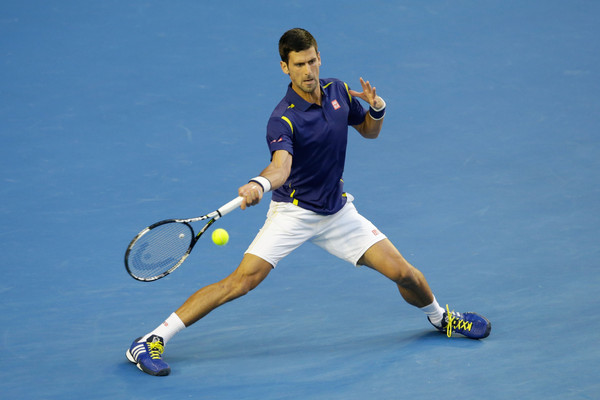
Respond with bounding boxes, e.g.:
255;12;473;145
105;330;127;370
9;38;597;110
217;196;244;217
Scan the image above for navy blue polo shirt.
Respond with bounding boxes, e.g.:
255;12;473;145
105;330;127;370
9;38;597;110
266;78;367;215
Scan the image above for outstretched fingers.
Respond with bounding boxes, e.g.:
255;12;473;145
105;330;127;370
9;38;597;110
348;77;378;107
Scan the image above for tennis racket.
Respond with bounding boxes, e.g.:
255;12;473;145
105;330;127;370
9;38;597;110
124;196;243;282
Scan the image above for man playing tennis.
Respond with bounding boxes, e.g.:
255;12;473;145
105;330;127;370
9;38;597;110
126;28;491;376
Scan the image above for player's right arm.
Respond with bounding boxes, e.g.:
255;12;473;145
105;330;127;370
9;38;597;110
239;150;292;209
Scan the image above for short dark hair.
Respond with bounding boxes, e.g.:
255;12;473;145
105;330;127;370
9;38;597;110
279;28;318;63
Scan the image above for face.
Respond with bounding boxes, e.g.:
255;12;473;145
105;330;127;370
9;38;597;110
281;46;321;96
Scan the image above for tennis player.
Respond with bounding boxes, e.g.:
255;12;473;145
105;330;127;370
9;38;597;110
126;28;491;376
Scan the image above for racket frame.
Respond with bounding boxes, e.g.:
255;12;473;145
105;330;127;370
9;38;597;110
124;196;243;282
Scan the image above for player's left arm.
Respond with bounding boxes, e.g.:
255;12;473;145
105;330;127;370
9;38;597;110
349;77;386;139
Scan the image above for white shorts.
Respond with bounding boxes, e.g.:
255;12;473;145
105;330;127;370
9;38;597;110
245;194;387;267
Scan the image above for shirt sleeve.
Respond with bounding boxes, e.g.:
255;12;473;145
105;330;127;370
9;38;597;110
346;85;367;126
266;115;294;156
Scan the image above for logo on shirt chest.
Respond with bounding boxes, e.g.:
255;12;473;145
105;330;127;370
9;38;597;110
331;99;341;110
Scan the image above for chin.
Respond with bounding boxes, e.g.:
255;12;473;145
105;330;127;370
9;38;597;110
301;82;318;93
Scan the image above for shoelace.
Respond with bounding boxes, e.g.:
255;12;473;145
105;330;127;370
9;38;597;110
148;339;165;360
445;304;473;338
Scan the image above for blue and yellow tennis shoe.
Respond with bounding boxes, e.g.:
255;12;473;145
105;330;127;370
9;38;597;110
126;335;170;376
430;305;491;339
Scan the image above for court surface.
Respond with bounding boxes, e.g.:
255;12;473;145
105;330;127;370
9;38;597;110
1;1;599;399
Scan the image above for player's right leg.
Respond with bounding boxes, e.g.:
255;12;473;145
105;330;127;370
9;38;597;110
126;200;314;376
126;254;273;376
175;254;273;326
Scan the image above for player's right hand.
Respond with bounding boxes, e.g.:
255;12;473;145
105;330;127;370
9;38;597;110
238;182;263;210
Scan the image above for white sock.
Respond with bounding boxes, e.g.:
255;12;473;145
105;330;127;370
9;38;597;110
142;312;186;345
420;296;445;327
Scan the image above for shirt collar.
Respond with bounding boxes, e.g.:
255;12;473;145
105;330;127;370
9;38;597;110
285;82;326;111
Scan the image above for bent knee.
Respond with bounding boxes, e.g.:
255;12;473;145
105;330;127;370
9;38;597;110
221;276;253;299
379;258;419;287
394;268;419;288
226;268;269;298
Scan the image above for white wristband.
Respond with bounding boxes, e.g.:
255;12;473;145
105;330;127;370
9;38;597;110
249;176;272;193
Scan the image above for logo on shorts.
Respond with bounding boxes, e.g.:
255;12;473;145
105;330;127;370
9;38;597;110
331;99;341;110
372;229;380;236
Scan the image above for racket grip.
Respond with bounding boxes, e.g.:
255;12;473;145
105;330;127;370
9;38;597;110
217;196;244;217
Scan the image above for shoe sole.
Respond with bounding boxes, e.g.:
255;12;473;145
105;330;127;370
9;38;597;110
126;348;170;376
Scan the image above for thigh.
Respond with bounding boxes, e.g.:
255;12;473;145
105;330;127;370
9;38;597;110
357;238;414;281
245;201;317;267
311;202;387;266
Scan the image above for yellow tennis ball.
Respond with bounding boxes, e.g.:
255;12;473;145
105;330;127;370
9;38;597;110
212;228;229;246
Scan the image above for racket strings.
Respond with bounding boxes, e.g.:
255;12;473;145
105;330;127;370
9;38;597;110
127;222;193;280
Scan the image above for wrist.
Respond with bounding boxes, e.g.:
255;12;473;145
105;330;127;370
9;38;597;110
369;97;386;120
249;176;272;193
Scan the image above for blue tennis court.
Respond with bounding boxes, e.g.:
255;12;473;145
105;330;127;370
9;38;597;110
1;1;599;399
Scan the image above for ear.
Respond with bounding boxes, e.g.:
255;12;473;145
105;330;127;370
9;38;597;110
280;60;289;75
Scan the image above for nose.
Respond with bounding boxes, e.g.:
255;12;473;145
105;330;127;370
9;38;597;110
303;63;312;75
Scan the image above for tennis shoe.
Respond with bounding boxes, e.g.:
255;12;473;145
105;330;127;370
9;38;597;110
429;305;491;339
126;335;170;376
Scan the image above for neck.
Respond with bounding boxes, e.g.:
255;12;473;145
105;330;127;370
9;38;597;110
292;83;322;106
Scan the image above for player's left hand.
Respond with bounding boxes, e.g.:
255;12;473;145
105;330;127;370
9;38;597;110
348;77;384;109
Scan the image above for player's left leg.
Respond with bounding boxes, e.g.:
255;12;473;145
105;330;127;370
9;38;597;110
357;239;434;307
311;202;448;326
358;239;491;339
